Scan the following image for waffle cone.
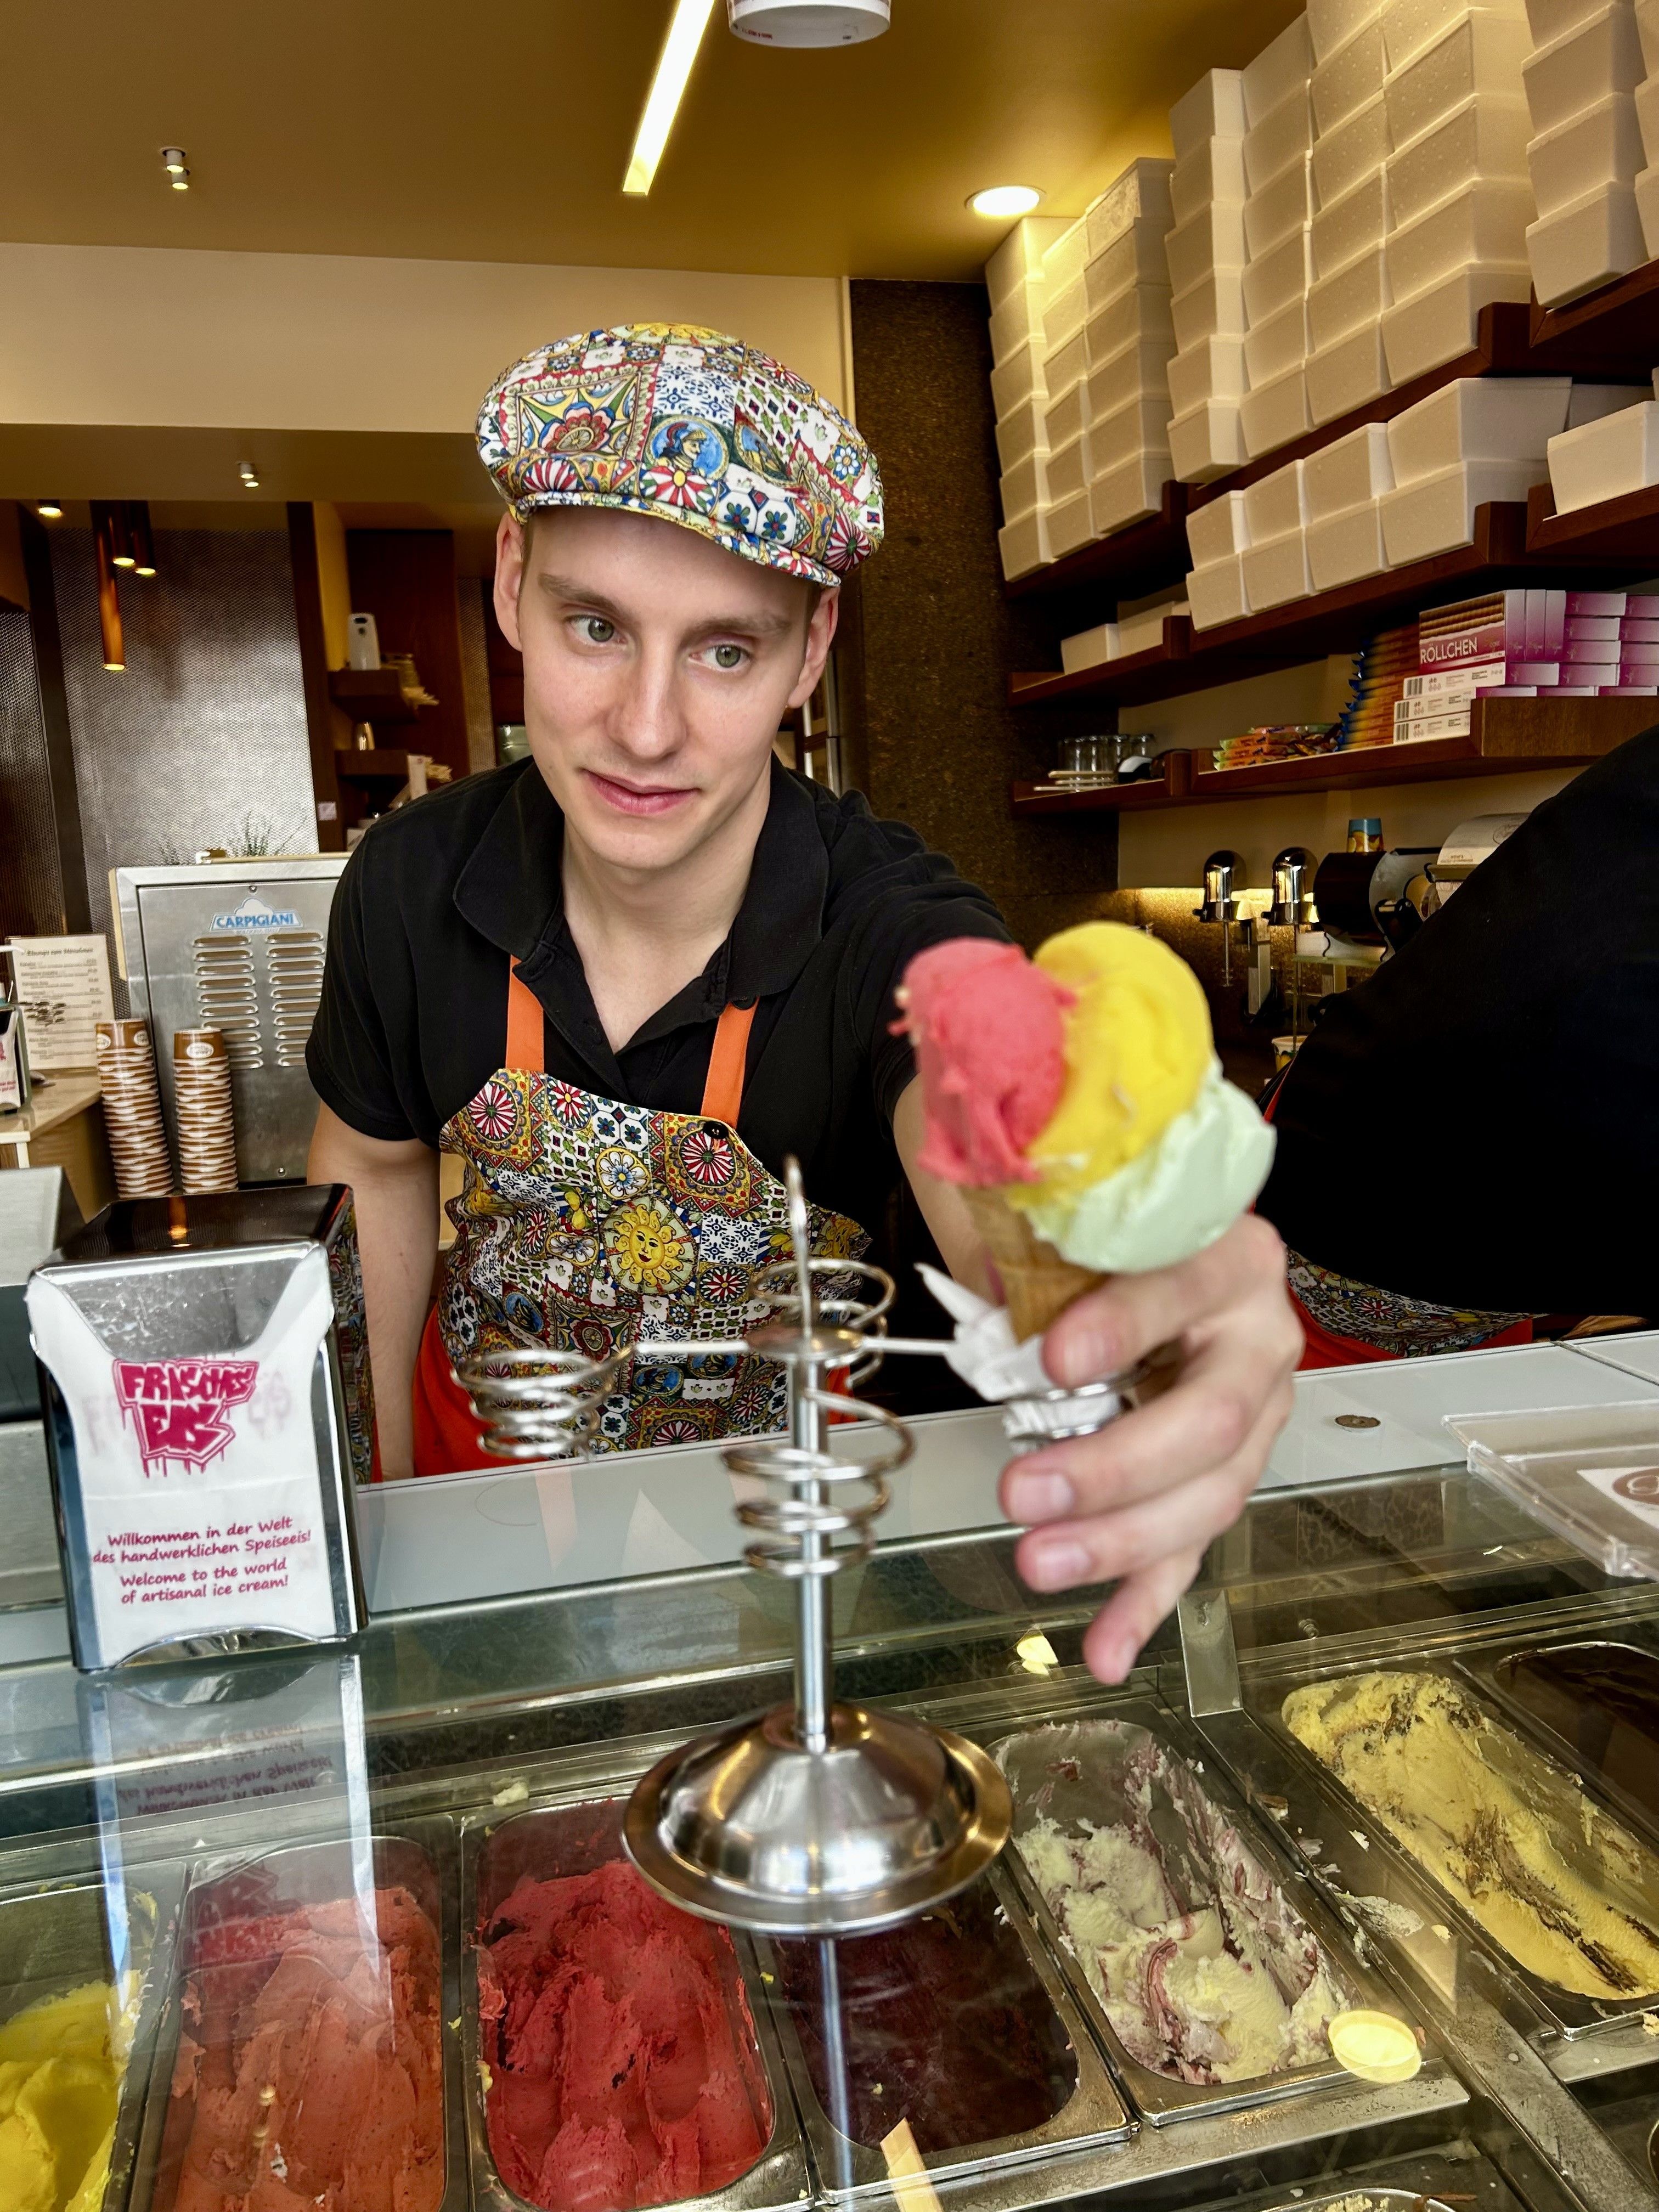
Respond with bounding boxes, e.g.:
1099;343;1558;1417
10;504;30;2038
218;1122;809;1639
960;1186;1105;1342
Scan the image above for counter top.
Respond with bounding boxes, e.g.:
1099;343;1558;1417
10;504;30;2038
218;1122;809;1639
0;1068;100;1141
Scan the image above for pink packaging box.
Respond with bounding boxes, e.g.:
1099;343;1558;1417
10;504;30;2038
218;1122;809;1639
1565;590;1628;619
1567;615;1621;642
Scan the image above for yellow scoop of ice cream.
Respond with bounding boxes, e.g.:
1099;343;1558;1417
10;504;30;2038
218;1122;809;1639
1006;919;1275;1274
1020;922;1211;1201
0;1985;120;2212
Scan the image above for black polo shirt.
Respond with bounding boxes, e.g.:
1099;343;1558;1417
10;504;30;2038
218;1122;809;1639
1258;723;1659;1317
307;756;1009;1261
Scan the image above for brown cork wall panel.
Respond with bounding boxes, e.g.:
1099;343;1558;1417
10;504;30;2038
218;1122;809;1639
844;280;1117;951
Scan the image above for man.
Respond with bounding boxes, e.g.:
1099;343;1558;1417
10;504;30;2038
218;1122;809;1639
307;324;1299;1682
1259;725;1659;1361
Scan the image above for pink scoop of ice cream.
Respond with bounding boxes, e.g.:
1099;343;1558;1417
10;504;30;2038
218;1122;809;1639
898;939;1070;1186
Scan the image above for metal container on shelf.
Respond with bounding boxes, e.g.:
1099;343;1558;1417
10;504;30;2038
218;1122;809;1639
753;1857;1133;2194
128;1821;466;2212
1250;1656;1659;2046
0;1871;176;2212
461;1796;810;2212
988;1703;1421;2124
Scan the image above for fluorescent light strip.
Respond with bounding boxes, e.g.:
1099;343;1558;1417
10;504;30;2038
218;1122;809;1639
623;0;716;196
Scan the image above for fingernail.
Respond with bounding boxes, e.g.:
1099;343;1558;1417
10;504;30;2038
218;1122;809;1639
1098;1639;1135;1684
1006;1470;1074;1523
1053;1328;1111;1389
1024;1540;1091;1591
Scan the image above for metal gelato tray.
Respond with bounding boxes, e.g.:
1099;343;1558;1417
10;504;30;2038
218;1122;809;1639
1257;1663;1659;2042
988;1706;1403;2125
128;1821;466;2212
1459;1633;1659;1849
461;1796;809;2212
753;1857;1133;2196
1191;2141;1532;2211
0;1867;175;2212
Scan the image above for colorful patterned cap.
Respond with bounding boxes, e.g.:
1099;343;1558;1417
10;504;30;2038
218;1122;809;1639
477;324;883;590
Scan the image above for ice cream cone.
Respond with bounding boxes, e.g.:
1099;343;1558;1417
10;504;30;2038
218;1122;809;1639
960;1186;1104;1343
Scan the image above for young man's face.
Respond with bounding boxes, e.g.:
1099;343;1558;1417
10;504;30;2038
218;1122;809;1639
494;506;838;876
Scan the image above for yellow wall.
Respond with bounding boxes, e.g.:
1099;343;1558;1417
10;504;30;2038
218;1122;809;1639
0;245;851;434
313;500;352;669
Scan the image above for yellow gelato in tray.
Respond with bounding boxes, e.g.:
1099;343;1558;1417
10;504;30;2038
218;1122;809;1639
0;1981;121;2212
1284;1671;1659;2002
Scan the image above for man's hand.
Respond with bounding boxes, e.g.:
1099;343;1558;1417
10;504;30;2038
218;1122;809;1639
1000;1215;1299;1684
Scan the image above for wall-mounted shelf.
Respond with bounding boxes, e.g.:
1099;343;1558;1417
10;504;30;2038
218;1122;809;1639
1003;302;1622;614
1009;502;1659;711
1527;255;1659;377
1009;696;1649;817
328;668;421;724
1526;477;1659;562
335;749;417;783
1012;753;1194;814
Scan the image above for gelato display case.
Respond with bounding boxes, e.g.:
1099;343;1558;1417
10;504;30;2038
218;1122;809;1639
6;1426;1659;2211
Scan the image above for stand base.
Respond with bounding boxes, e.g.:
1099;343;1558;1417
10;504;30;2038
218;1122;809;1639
623;1702;1011;1936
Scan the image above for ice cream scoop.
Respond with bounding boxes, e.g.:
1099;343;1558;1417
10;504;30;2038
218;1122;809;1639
899;939;1069;1186
0;1982;121;2212
164;1885;445;2212
899;922;1273;1338
1285;1671;1659;2002
478;1858;769;2212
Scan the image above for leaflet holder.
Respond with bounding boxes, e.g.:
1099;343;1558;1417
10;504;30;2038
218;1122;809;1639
26;1187;374;1671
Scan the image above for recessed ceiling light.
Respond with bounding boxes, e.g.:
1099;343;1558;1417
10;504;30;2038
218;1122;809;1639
239;461;261;489
161;146;191;191
36;501;63;520
968;184;1043;219
623;0;716;196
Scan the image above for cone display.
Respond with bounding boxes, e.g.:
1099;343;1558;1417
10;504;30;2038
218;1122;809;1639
960;1187;1104;1344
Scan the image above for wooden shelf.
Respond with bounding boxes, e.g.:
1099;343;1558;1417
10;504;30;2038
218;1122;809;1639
1526;477;1659;562
328;668;421;724
1005;480;1192;608
1528;256;1659;377
1009;501;1659;711
1002;303;1622;612
335;749;416;782
1008;696;1648;817
1012;753;1193;814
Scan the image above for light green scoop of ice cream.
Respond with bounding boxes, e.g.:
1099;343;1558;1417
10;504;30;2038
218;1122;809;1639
1014;1058;1275;1274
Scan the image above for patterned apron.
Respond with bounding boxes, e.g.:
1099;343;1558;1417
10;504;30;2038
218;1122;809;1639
411;962;868;1474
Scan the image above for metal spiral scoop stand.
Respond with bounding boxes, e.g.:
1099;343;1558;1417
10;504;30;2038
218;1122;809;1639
455;1158;1165;1935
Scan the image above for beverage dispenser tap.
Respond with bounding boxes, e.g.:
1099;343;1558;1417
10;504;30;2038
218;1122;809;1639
1194;849;1245;988
1267;846;1316;1036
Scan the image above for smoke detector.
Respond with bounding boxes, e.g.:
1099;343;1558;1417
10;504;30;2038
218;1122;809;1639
728;0;889;44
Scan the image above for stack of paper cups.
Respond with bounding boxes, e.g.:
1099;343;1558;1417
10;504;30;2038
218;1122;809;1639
95;1019;174;1198
173;1029;239;1194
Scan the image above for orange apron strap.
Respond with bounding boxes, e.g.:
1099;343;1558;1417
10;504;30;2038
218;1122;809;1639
505;960;546;1074
700;1001;756;1125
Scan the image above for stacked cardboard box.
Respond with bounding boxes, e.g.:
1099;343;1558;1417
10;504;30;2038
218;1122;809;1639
1638;0;1659;245
1380;373;1567;561
1395;584;1657;740
1525;0;1647;302
1381;0;1536;383
1078;159;1179;537
989;215;1070;580
1307;0;1393;424
1167;71;1252;478
1241;15;1318;455
1547;373;1659;505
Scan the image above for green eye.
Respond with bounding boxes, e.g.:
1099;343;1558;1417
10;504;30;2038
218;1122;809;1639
578;616;615;644
712;644;745;670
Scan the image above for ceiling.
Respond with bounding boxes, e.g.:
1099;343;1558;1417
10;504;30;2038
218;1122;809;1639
3;0;1299;281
